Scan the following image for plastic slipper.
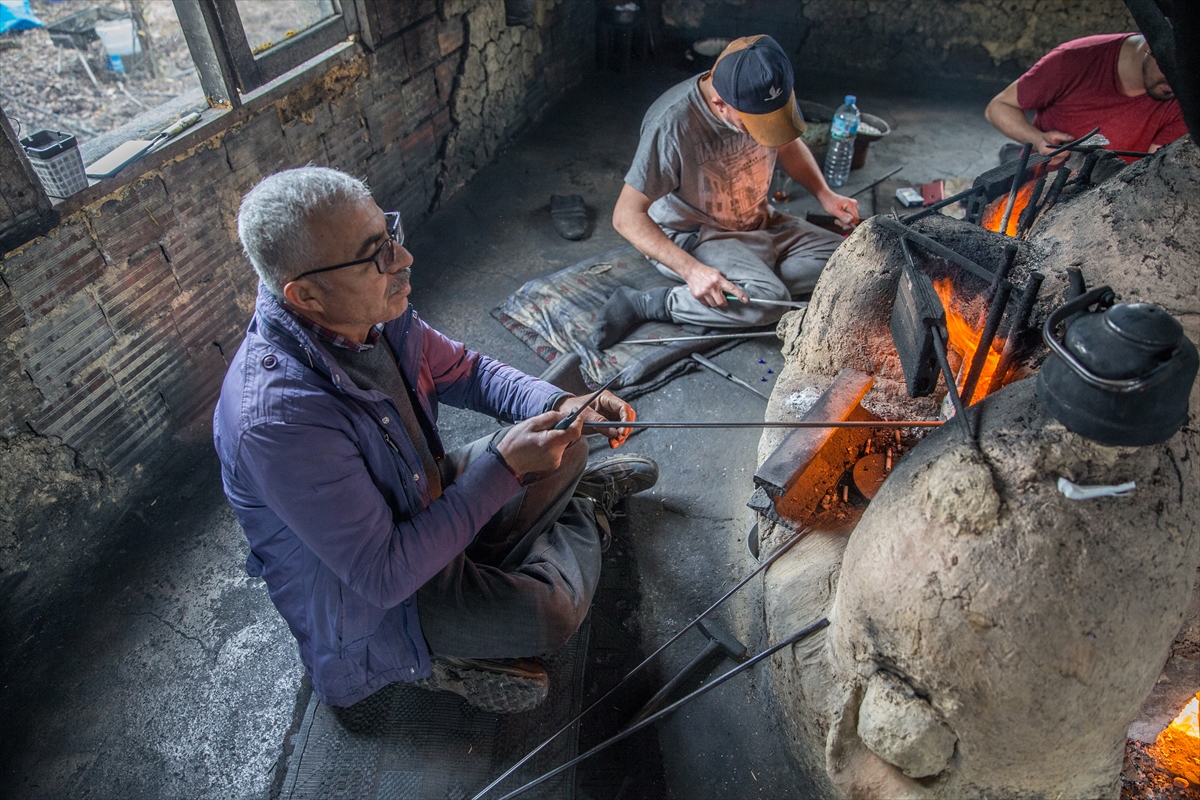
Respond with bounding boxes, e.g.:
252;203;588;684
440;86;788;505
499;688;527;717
551;194;588;240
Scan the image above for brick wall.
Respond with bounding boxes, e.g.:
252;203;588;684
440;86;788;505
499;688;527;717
658;0;1137;86
0;0;594;551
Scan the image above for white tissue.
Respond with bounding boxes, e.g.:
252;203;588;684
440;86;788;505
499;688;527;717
1057;476;1136;500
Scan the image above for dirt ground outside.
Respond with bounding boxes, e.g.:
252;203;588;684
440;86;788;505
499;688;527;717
0;0;332;144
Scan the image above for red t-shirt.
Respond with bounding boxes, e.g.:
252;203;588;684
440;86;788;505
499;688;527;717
1018;33;1187;155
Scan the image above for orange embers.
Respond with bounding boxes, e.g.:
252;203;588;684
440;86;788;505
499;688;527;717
981;180;1037;236
934;279;1003;403
1151;693;1200;784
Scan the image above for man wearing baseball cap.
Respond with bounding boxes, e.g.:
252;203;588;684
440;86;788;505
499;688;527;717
593;35;858;349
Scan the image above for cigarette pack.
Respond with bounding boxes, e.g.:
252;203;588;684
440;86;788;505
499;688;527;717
895;187;924;207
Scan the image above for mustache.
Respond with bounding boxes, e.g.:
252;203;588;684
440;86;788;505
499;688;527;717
388;267;411;296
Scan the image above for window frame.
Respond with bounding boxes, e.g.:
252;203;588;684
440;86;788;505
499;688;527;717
0;0;369;232
174;0;362;106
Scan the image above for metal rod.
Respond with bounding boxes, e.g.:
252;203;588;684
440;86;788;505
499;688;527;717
723;294;809;308
495;618;832;800
1032;165;1072;227
623;331;778;345
1077;150;1102;187
877;215;1000;286
690;353;769;400
848;165;904;198
553;372;622;430
1065;145;1154;158
1042;125;1102;161
899;184;986;224
997;142;1032;236
470;526;818;800
1015;172;1047;238
931;327;974;443
975;244;1016;329
960;280;1011;405
985;271;1044;396
582;420;942;429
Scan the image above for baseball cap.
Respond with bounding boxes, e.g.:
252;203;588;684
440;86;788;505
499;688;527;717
709;35;805;147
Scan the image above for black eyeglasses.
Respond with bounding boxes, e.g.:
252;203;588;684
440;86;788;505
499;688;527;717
293;212;404;281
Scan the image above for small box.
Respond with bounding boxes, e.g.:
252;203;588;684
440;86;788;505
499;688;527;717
895;187;924;208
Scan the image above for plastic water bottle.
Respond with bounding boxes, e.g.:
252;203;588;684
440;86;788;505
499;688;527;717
823;95;860;188
107;54;125;74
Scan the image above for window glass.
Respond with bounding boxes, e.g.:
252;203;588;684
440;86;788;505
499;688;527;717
0;0;200;145
235;0;336;56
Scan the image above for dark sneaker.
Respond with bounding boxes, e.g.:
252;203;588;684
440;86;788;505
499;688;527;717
414;656;549;714
575;455;659;526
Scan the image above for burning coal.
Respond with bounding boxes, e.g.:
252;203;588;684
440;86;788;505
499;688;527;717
982;180;1037;236
933;279;1004;403
1151;692;1200;785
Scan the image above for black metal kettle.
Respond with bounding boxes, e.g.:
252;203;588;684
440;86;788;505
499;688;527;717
1037;286;1198;446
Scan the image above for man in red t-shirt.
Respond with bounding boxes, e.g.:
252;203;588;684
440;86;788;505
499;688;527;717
985;33;1186;159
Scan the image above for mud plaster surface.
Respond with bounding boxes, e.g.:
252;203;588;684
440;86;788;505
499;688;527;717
758;138;1200;798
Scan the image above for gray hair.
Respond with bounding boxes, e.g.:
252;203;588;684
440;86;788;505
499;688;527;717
236;166;373;297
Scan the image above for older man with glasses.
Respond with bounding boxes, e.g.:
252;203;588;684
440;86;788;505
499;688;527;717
214;167;657;715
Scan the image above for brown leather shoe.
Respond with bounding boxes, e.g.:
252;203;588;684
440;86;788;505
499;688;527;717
415;656;549;714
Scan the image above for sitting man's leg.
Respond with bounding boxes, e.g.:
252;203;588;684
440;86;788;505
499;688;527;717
590;229;789;348
414;432;657;711
771;214;845;296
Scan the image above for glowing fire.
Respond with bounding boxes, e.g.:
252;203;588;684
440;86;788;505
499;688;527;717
1150;693;1200;783
982;180;1037;236
934;279;1004;403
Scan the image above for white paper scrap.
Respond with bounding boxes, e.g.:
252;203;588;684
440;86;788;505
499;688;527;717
1057;476;1136;500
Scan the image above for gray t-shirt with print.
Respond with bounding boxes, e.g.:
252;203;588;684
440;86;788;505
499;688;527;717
624;75;776;234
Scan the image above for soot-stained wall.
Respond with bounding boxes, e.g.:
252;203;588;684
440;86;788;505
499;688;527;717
0;0;593;567
659;0;1137;86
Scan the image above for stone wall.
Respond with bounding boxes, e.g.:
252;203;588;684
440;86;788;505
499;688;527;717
658;0;1137;86
0;0;593;563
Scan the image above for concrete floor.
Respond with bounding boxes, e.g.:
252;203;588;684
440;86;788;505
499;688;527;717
0;55;1009;800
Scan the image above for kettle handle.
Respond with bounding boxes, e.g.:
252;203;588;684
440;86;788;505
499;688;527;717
1043;285;1178;393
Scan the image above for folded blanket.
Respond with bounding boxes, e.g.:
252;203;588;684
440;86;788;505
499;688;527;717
492;243;762;394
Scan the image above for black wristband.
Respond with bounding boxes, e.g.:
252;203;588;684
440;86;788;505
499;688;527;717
486;439;520;479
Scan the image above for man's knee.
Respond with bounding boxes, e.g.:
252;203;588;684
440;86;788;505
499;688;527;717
533;594;589;654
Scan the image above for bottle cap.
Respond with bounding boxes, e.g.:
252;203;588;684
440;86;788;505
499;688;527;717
845;95;856;105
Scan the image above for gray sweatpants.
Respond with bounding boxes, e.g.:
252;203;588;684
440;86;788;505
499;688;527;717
657;212;843;328
415;432;600;659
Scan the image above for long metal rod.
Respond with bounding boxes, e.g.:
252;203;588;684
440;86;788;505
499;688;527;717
985;271;1044;396
1065;145;1154;158
553;372;621;430
877;215;1000;285
495;618;832;800
997;142;1032;236
582;420;941;429
899;185;986;224
623;331;778;345
723;295;809;308
690;353;769;400
959;281;1011;405
470;526;818;800
1015;172;1047;238
848;165;904;198
931;328;974;443
1042;125;1102;160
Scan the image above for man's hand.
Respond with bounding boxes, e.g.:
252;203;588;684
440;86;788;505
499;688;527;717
495;411;582;475
1035;130;1074;155
683;262;749;308
557;391;636;449
817;189;860;230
